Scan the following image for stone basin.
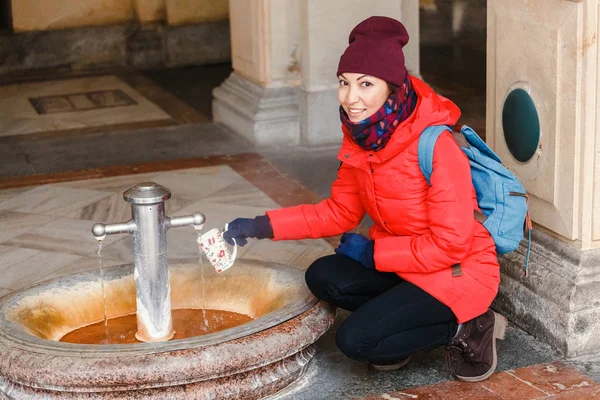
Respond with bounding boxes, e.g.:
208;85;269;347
0;258;335;399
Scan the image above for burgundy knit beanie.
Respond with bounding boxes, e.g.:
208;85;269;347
336;16;409;87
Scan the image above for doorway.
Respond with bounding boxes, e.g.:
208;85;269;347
0;0;11;32
419;0;487;136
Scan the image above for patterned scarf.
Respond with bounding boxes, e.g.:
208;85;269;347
340;76;417;152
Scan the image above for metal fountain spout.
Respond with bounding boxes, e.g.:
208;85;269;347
91;182;205;342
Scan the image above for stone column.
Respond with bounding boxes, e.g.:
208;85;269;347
213;0;420;147
487;0;600;356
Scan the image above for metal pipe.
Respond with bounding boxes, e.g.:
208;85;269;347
131;201;173;342
90;182;206;343
92;221;137;238
168;213;205;229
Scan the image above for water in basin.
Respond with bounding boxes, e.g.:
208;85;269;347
61;308;253;344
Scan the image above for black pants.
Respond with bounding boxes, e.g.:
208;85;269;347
305;254;458;364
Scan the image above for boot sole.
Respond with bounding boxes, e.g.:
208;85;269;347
370;356;413;371
455;312;507;383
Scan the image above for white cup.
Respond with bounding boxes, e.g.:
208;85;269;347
197;225;237;273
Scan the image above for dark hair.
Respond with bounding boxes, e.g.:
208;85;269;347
387;83;398;94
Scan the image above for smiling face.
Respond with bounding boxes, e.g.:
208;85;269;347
338;73;391;122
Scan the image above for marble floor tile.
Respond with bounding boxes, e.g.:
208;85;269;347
0;165;334;290
0;246;82;290
0;211;59;244
36;255;126;285
95;236;135;263
203;179;280;209
0;288;11;298
57;172;162;192
63;192;197;223
0;187;29;203
164;228;210;260
65;192;132;223
0;246;39;274
3;217;123;257
163;196;209;219
151;226;332;271
175;200;278;234
0;75;171;136
60;188;197;224
479;370;549;399
240;238;333;270
0;185;111;216
508;362;599;395
97;221;265;264
150;166;246;200
97;229;211;263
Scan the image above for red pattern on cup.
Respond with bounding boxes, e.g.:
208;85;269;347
197;228;237;273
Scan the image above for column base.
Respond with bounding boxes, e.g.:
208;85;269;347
212;73;301;147
494;229;600;357
213;73;346;147
299;88;343;147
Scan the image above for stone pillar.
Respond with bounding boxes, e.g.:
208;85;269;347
487;0;600;356
213;0;420;147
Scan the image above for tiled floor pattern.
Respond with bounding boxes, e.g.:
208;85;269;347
0;75;172;136
354;362;600;399
0;156;598;398
0;163;334;294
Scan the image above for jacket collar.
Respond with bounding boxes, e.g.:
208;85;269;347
337;76;461;169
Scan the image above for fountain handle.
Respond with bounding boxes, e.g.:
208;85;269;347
168;212;206;230
92;221;137;239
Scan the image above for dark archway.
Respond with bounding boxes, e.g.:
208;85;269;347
0;0;11;32
419;0;487;137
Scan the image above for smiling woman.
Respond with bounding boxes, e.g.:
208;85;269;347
338;74;390;122
337;70;417;151
223;15;507;384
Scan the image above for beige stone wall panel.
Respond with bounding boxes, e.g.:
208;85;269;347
165;0;229;26
299;0;419;92
268;0;302;87
229;0;270;85
487;0;600;247
133;0;166;23
11;0;135;32
593;4;600;244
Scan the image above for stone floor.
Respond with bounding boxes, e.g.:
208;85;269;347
0;153;594;400
0;45;599;399
0;75;172;137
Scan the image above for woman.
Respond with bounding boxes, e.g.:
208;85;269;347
223;15;506;383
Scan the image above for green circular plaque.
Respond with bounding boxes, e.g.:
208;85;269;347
502;88;540;162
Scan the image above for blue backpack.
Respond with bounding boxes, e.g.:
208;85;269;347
418;125;532;274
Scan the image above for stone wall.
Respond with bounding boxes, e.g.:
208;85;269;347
0;0;231;80
10;0;229;32
0;21;231;81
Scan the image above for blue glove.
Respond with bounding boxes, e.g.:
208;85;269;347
223;215;274;247
334;233;376;269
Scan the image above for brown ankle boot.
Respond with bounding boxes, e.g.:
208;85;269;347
445;310;507;382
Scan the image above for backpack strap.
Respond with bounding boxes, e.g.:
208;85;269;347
418;125;489;226
417;125;452;186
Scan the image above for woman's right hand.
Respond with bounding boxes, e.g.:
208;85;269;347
223;215;274;246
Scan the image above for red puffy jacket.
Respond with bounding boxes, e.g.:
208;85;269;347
266;76;500;323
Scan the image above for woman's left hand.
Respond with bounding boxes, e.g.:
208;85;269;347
335;233;376;269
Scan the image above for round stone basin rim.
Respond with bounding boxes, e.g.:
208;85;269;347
0;258;316;357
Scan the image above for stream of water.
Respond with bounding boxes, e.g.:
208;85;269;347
95;236;109;343
88;227;219;343
194;225;210;330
